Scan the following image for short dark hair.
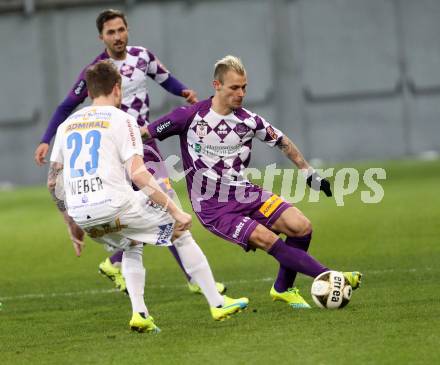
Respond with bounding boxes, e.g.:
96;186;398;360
85;61;121;99
96;9;128;34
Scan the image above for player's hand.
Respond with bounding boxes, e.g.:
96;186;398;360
173;211;192;231
139;126;151;141
66;220;85;257
303;169;332;197
182;89;198;104
34;143;49;166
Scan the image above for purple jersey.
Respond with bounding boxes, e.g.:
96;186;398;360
41;46;187;144
148;98;284;200
148;98;289;250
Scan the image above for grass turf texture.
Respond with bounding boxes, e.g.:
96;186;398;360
0;160;439;364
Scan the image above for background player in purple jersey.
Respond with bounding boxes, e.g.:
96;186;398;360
143;55;363;309
34;9;225;295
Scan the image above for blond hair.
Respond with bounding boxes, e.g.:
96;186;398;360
214;55;246;83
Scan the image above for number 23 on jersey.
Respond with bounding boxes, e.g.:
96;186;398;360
67;130;101;178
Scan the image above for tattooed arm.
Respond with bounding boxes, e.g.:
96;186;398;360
277;135;310;170
47;162;66;212
47;162;85;256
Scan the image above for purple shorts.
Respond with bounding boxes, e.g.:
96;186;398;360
194;184;292;251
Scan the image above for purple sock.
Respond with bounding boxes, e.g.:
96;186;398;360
168;245;192;281
286;233;312;251
274;233;312;292
109;250;123;264
268;238;328;279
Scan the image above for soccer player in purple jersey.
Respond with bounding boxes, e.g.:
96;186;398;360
143;55;362;308
34;9;225;295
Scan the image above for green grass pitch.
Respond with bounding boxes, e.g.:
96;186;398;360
1;160;439;364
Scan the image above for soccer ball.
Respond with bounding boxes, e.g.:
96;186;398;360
311;271;352;309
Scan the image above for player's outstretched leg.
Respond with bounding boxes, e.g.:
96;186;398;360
267;238;329;278
269;242;363;300
172;231;247;321
271;233;313;309
122;244;160;334
167;241;226;295
267;239;364;293
98;251;127;293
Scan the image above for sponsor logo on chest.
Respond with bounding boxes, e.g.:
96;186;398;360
234;123;251;137
217;123;229;135
196;120;208;137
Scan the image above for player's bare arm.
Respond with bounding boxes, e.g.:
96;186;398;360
47;162;85;256
47;162;66;211
127;154;192;231
277;135;310;170
278;135;332;197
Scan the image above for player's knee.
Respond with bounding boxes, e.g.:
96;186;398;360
284;215;312;237
123;243;143;259
298;217;312;236
249;225;279;251
122;245;144;274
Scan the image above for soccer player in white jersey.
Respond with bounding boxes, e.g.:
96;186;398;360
143;55;363;309
35;9;225;295
48;61;248;331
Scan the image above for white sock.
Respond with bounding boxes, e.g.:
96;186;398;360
173;232;224;307
122;244;149;315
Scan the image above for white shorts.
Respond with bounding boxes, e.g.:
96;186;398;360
80;192;175;251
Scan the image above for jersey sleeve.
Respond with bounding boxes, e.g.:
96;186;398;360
159;74;187;97
147;105;195;141
145;49;172;85
115;114;144;163
253;114;284;147
41;67;89;144
145;50;188;95
49;126;64;164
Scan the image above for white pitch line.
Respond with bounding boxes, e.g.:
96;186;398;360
0;288;119;301
0;267;434;302
0;277;275;301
